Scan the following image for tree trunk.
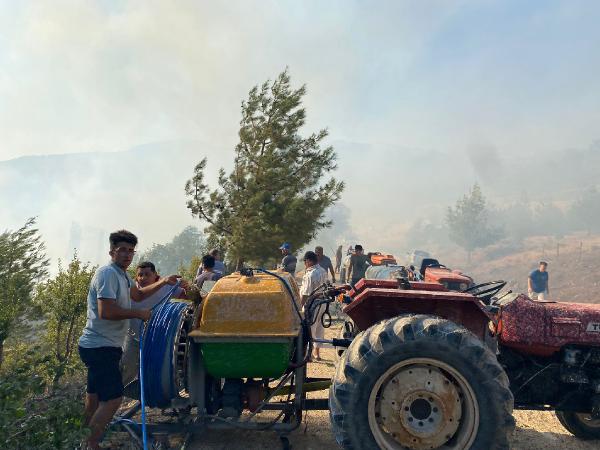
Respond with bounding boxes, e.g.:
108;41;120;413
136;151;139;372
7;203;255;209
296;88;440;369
0;340;4;369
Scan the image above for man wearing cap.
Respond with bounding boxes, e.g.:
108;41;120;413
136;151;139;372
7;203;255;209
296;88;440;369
300;251;329;360
279;242;297;275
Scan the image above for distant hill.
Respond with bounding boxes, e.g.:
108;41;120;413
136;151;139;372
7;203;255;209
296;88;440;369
0;140;226;265
1;139;598;268
445;233;600;304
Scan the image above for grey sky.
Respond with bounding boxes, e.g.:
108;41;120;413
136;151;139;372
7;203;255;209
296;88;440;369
1;0;599;161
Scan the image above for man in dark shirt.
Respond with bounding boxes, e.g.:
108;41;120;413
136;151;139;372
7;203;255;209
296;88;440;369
315;246;336;282
347;244;370;286
528;261;549;300
334;245;343;274
279;242;297;275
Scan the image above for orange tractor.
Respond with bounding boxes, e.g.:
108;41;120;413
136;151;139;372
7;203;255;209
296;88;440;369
368;252;397;266
418;257;473;291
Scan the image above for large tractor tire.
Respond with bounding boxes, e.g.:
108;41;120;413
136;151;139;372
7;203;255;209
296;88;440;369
556;411;600;440
329;315;514;450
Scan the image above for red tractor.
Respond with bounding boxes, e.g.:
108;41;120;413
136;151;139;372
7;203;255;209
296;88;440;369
330;278;600;449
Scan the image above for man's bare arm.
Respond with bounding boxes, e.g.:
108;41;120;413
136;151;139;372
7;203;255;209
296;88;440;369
131;275;180;302
98;299;150;321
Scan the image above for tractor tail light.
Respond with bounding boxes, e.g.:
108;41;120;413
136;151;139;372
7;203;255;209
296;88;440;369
496;317;503;336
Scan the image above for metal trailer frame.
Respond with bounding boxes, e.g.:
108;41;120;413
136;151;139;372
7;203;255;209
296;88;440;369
115;332;332;448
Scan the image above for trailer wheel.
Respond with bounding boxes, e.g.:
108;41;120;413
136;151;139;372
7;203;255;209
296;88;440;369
329;315;514;450
556;411;600;439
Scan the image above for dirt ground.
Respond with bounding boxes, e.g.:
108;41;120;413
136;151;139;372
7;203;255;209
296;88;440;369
109;323;599;450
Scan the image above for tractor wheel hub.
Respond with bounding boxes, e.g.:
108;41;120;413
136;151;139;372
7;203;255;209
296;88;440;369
377;365;462;449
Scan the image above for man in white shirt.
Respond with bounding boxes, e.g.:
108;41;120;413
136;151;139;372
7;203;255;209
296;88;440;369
300;251;328;361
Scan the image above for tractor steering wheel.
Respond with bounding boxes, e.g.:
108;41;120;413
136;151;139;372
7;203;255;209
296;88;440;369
462;280;507;305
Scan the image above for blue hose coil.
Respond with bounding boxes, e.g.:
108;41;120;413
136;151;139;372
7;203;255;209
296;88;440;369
140;299;188;408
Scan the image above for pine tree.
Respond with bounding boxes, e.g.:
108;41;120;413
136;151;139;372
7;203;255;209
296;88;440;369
185;70;343;267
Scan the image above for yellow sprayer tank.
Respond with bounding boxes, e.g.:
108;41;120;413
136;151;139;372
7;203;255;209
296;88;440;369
188;271;301;378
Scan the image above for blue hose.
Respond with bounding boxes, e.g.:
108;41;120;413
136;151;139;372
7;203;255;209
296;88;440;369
138;282;186;450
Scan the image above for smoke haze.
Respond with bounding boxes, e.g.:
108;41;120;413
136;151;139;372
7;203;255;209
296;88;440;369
1;1;600;268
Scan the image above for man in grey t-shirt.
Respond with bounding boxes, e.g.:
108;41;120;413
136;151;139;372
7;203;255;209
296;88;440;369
78;230;180;450
279;242;297;275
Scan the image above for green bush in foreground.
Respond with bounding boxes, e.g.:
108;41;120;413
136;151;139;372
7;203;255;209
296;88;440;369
0;345;85;449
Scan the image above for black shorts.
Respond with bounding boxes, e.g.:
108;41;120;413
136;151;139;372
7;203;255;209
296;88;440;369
78;345;124;402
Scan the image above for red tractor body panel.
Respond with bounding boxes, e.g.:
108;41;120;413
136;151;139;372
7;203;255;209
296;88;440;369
499;294;600;357
344;280;493;340
349;278;446;297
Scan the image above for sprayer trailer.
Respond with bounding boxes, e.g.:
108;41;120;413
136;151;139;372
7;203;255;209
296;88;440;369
116;271;600;450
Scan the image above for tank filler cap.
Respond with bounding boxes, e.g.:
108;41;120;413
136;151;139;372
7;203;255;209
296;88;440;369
240;268;254;277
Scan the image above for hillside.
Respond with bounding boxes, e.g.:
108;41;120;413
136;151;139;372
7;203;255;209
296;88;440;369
445;233;600;303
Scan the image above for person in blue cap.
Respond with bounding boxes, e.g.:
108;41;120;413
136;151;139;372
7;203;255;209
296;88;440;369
279;242;297;275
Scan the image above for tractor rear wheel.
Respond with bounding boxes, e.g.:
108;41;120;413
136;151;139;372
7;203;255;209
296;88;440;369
329;315;514;450
556;411;600;439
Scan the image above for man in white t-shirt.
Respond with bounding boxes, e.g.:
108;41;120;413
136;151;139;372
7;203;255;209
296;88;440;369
121;261;186;387
300;251;328;361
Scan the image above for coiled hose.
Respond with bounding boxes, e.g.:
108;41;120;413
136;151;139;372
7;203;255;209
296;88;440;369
112;282;185;450
140;299;188;408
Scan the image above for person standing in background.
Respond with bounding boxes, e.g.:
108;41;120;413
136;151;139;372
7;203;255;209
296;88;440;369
340;246;354;283
315;246;336;283
299;251;328;361
334;245;343;274
346;244;370;286
279;242;297;275
195;254;218;289
209;248;226;276
528;261;550;300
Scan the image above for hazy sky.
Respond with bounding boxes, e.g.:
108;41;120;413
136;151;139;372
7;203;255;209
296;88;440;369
1;0;600;162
